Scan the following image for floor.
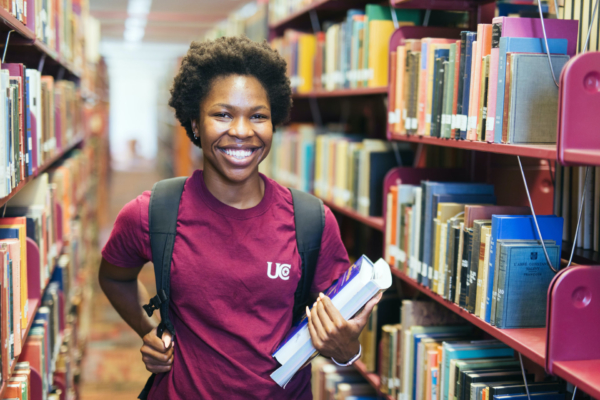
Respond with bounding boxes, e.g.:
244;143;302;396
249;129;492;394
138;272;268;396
79;167;162;400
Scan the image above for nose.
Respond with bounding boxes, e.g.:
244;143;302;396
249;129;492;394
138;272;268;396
228;116;254;140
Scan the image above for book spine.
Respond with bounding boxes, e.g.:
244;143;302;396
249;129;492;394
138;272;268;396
501;53;514;144
493;38;508;143
459;228;472;308
485;219;499;323
454;223;465;304
467;225;481;313
476;55;490;141
490;242;503;326
454;32;468;138
417;42;429;135
495;244;509;328
431;58;447;138
459;33;476;139
418;183;427;285
439;223;448;296
450;40;461;139
485;23;502;142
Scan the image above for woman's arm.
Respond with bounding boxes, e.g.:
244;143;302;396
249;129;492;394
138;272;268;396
98;258;173;373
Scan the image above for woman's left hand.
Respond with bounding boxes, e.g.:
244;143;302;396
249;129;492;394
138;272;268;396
306;291;383;363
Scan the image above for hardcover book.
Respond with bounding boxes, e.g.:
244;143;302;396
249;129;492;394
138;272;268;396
271;256;392;387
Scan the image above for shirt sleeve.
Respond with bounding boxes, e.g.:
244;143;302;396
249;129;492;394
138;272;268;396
310;206;350;293
101;191;152;268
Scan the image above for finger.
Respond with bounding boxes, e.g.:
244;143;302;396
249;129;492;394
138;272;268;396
141;343;174;362
316;299;336;336
144;328;167;352
307;312;322;350
162;331;173;349
146;363;172;374
310;303;328;341
320;296;345;329
142;353;173;366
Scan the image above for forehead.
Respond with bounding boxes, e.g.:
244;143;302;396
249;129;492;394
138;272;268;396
204;74;270;107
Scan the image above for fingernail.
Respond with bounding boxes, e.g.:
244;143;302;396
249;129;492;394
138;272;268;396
319;293;325;299
163;335;172;349
306;306;310;318
313;302;316;308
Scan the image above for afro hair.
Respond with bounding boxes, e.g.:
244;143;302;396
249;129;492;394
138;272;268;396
169;36;292;147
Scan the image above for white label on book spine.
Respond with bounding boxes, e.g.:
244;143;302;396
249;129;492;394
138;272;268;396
428;266;433;280
411;118;418;130
451;114;457;129
425;114;432;124
28;137;32;149
434;270;439;281
403;109;407;120
459;115;467;131
421;263;428;276
486;117;495;132
399;249;406;263
468;116;478;130
388;111;396;123
358;196;370;208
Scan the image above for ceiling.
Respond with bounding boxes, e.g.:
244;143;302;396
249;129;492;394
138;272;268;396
90;0;251;44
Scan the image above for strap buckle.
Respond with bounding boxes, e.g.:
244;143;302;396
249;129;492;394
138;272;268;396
142;290;168;317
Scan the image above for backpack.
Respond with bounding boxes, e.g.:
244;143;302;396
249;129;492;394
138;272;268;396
138;177;325;399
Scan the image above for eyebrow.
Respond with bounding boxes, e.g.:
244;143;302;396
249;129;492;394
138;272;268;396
213;103;269;112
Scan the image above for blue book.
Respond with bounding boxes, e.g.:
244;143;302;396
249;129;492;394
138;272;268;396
494;242;559;328
495;393;566;400
25;74;32;177
441;342;514;400
493;37;568;143
412;331;470;400
459;32;477;139
420;182;495;288
0;228;20;240
484;215;563;323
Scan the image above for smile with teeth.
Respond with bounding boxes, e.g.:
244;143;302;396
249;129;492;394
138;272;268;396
219;148;257;160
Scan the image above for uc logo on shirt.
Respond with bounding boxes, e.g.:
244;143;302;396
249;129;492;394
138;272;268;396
267;262;291;281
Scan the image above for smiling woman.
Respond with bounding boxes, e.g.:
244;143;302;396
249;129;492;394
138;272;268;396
97;36;379;400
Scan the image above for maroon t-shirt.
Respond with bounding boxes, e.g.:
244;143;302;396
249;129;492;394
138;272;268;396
102;170;349;399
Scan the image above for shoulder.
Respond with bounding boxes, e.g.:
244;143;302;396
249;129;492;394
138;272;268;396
116;191;151;231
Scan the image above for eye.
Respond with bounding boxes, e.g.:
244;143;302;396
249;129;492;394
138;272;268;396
214;112;232;119
252;114;268;120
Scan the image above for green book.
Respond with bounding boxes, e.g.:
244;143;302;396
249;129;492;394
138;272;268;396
441;43;456;138
452;358;517;400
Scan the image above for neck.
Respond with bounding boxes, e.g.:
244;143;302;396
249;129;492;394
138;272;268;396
202;164;265;209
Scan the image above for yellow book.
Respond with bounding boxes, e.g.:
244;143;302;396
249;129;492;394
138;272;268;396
424;43;452;136
325;24;340;91
334;139;349;206
395;45;407;133
476;55;490;141
478;228;493;318
0;221;28;330
367;19;395;88
297;34;316;94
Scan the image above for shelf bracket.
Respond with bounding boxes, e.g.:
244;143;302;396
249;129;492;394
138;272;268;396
2;30;14;64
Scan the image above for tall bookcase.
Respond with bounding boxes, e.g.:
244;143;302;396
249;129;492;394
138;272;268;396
268;1;600;399
0;3;109;398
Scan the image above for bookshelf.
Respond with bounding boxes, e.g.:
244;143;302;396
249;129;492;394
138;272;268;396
391;0;495;10
389;134;558;159
293;86;388;99
0;8;80;79
390;267;600;399
0;136;84;208
320;197;385;231
353;360;394;400
269;0;373;35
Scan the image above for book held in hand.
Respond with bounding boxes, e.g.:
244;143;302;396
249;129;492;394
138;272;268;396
270;255;392;387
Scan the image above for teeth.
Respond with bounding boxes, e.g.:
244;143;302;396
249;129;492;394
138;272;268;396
223;148;253;159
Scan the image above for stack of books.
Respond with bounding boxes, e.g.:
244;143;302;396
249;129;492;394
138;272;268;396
0;147;92;391
388;17;578;144
386;180;564;328
0;65;81;198
270;5;421;93
375;300;568;400
311;357;380;400
554;164;600;252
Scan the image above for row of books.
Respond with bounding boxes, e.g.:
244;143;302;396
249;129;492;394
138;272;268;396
0;63;80;198
260;125;413;217
554;165;600;251
1;0;93;71
311;357;381;400
268;0;317;26
384;180;563;328
388;17;578;144
362;300;568;400
0;147;90;390
271;6;421;93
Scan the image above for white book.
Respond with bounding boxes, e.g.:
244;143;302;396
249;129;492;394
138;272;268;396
270;256;392;387
0;70;6;198
409;187;423;280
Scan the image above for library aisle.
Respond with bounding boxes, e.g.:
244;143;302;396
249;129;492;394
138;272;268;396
79;170;159;400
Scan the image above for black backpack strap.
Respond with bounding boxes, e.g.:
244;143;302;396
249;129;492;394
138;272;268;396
289;188;325;322
139;177;187;400
142;176;187;337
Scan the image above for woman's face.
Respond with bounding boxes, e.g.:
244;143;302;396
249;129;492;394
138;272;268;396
194;74;272;184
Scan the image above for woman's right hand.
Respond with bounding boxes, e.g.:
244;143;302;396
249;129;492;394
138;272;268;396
140;328;174;373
